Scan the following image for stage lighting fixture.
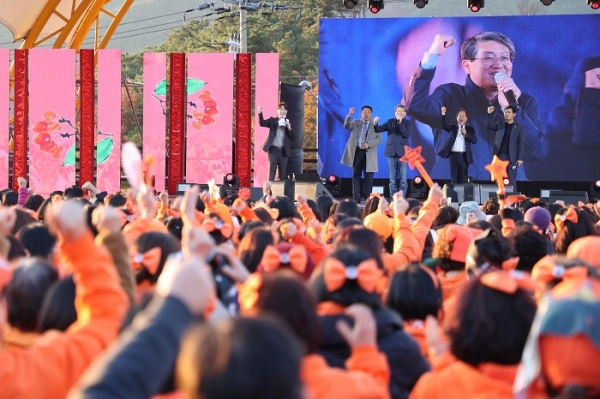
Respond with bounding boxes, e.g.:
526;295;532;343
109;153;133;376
343;0;357;9
219;173;240;199
589;0;600;9
369;0;384;13
590;179;600;201
413;176;424;188
540;0;553;5
467;0;484;12
324;174;343;197
408;176;428;199
414;0;428;8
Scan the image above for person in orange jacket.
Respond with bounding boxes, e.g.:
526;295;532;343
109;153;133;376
428;224;484;310
409;267;538;399
382;186;443;274
0;201;127;399
239;270;391;399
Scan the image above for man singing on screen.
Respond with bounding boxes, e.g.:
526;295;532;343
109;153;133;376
402;31;547;181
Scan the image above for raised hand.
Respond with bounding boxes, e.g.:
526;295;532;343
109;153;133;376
45;200;87;241
136;185;156;220
349;107;355;117
159;191;169;205
428;34;456;56
487;105;495;114
296;194;308;206
258;105;263;113
428;183;444;205
180;186;200;225
373;116;380;124
440;106;446;115
336;304;377;348
182;221;215;259
392;191;409;216
156;253;215;315
585;67;600;89
17;177;28;188
92;206;123;235
496;76;521;109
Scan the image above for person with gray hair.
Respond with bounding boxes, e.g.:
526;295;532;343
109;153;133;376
373;104;411;197
402;31;547;182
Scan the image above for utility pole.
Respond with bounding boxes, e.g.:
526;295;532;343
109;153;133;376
240;0;247;52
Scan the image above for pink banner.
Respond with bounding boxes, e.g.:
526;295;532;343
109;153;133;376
97;49;122;194
28;49;76;195
143;53;167;193
254;53;280;187
0;49;8;189
186;53;234;184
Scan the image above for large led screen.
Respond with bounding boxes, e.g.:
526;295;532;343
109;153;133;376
318;15;600;182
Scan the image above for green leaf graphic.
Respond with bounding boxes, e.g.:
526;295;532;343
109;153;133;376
97;137;114;164
62;144;76;167
154;79;167;96
187;78;207;95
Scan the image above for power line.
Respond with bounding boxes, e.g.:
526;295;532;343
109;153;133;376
82;19;183;45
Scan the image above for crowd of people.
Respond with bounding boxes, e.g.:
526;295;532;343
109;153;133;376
0;175;598;399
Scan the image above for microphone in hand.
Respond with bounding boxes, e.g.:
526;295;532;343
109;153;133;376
494;72;519;108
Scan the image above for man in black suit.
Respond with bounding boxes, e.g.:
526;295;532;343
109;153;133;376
438;107;478;184
487;104;524;190
258;102;294;181
373;104;411;197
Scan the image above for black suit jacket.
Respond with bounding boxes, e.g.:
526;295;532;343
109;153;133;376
487;115;525;164
259;113;294;157
438;114;478;164
373;118;411;157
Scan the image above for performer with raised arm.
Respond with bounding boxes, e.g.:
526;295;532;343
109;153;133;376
373;105;411;197
438;107;477;184
258;102;294;182
402;31;547;181
341;106;383;204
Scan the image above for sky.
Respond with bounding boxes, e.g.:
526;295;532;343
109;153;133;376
0;0;595;54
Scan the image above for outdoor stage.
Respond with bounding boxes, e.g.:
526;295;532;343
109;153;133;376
331;178;597;205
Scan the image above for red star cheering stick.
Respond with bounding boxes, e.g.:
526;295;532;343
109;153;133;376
485;155;510;204
399;146;434;187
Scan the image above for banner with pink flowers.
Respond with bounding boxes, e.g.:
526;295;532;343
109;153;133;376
185;53;234;184
28;48;76;195
0;49;8;189
96;49;122;194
